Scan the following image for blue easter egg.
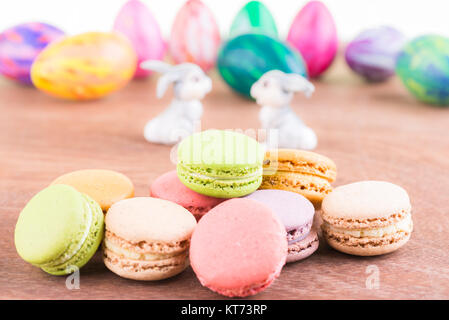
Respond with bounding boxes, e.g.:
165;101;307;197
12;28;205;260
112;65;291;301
0;22;64;84
396;35;449;106
217;33;307;98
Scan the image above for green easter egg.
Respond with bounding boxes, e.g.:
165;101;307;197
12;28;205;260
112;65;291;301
229;1;278;37
396;35;449;106
217;33;307;98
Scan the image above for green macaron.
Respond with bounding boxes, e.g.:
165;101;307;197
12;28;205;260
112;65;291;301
177;130;264;198
14;184;104;275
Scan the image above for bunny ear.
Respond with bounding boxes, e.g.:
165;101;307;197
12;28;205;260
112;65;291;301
156;72;180;98
282;74;315;97
140;60;172;74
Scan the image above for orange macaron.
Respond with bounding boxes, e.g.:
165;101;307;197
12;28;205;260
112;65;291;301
51;169;134;212
260;149;337;208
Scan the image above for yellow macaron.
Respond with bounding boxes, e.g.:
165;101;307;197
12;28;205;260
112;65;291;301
260;149;337;207
51;169;134;212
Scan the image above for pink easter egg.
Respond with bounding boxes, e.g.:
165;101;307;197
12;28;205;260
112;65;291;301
113;0;165;78
169;0;221;72
287;1;338;78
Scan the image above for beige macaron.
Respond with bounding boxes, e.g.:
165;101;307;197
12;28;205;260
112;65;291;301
51;169;134;212
103;197;197;280
321;181;413;256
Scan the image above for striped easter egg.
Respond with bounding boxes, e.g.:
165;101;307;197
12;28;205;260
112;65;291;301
169;0;220;72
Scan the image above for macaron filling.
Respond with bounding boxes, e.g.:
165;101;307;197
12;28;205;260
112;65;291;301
179;164;262;178
262;172;333;195
104;235;188;262
179;171;262;188
184;167;263;181
104;230;189;253
290;237;318;251
288;232;319;255
104;249;188;274
177;165;263;197
264;159;336;181
323;213;412;238
104;231;189;260
103;230;190;274
287;220;313;244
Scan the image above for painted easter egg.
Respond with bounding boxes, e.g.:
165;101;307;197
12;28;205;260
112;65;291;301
31;32;137;100
217;33;307;98
113;0;165;78
0;22;64;84
229;1;278;38
169;0;220;72
287;1;337;78
345;26;407;82
396;35;449;106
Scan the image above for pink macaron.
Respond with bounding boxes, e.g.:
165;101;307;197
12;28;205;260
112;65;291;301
150;170;225;221
244;189;319;263
189;198;287;297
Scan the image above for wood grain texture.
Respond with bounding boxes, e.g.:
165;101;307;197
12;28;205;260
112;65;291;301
1;58;449;300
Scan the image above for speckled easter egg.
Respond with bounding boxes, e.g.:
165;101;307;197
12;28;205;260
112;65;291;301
396;35;449;106
113;0;165;78
229;1;278;38
217;33;307;98
169;0;220;72
31;32;137;100
345;26;407;82
0;22;64;84
287;1;337;78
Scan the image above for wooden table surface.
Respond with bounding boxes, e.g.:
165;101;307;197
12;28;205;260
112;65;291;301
1;58;449;300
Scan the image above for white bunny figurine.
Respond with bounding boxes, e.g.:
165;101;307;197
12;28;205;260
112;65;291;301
250;70;317;150
140;60;212;145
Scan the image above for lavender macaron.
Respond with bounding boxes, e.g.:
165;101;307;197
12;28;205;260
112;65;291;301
244;189;318;263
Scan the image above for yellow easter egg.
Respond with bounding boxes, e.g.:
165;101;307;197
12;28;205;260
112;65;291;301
31;32;137;100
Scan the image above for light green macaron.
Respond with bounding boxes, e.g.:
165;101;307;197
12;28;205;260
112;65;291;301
177;130;264;198
14;184;104;275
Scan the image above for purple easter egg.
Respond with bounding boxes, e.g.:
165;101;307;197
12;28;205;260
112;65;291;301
0;22;64;84
287;1;338;78
113;0;165;78
345;26;407;82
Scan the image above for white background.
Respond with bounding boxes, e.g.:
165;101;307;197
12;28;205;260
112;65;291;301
0;0;448;41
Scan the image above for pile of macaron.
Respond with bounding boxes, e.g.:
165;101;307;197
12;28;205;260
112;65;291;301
14;129;414;297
